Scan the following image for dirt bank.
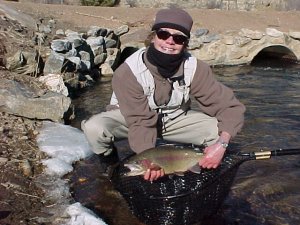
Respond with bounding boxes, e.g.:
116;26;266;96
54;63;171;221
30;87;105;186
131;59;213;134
3;1;300;38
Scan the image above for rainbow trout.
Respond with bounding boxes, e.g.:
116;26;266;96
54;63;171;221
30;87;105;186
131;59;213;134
123;145;204;176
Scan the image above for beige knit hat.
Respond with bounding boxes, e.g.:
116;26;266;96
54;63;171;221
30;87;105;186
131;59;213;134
152;8;193;37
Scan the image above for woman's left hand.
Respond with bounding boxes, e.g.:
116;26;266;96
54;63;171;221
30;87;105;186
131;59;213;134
199;142;226;169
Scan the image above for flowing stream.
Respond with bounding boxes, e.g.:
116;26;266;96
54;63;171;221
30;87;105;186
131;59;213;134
69;63;300;225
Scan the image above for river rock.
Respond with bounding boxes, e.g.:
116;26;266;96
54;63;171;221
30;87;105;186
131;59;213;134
44;51;65;75
51;39;72;52
6;50;44;76
289;31;300;40
38;73;69;96
266;28;283;37
0;78;73;122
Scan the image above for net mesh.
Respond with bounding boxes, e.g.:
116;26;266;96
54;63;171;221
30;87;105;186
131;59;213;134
111;150;247;225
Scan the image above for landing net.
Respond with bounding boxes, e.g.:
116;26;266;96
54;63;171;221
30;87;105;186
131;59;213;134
111;151;245;225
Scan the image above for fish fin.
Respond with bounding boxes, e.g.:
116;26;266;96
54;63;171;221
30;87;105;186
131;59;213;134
149;163;161;170
168;174;175;179
188;164;202;174
174;172;185;176
140;159;161;171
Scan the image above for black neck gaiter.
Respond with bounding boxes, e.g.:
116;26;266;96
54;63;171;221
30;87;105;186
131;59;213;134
146;43;185;79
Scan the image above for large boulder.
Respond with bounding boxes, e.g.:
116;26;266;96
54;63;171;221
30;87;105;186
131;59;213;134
0;78;73;122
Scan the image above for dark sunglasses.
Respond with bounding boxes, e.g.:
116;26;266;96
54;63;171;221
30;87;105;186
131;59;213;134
156;29;188;45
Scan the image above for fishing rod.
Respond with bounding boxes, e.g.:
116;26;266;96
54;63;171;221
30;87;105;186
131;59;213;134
237;147;300;159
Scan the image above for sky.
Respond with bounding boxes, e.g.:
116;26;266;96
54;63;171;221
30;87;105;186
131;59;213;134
37;121;107;225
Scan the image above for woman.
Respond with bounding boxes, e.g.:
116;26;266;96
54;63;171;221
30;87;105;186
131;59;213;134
82;8;246;181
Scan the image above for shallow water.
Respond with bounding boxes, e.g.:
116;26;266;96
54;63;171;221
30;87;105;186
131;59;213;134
70;64;300;225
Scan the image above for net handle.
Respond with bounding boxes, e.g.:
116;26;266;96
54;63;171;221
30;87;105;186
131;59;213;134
238;148;300;160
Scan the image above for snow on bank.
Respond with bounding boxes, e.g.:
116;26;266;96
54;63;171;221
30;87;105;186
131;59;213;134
37;121;107;225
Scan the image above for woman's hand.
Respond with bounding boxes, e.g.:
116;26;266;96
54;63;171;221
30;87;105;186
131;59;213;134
199;131;231;169
144;168;165;181
199;142;226;169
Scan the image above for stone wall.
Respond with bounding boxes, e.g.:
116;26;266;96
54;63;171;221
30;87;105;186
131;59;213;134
119;0;300;11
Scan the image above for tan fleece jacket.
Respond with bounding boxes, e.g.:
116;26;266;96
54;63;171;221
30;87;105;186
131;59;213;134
108;56;245;153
